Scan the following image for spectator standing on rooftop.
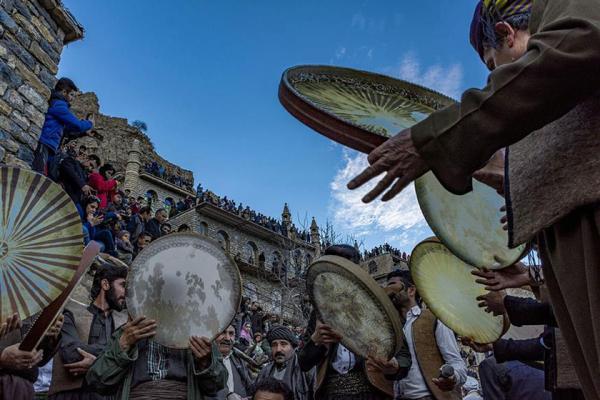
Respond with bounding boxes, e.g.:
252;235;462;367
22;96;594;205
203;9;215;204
88;163;117;209
32;78;95;175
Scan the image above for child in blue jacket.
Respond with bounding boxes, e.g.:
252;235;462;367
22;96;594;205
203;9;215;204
32;77;95;175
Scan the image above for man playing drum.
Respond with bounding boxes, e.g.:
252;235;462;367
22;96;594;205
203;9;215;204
347;1;600;398
48;263;129;400
298;245;412;400
85;318;227;399
386;270;467;400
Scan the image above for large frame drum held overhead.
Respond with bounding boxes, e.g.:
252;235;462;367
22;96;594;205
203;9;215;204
20;241;100;351
279;65;454;154
307;255;403;360
126;233;242;348
279;65;525;269
0;166;84;323
409;239;508;344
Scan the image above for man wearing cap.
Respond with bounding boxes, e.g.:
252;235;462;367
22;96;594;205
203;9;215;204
348;0;600;398
255;326;315;400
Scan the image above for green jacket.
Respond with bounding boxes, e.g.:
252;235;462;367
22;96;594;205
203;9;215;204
85;329;227;400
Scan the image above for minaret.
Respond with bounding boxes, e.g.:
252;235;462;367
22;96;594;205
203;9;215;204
282;203;291;236
310;217;321;257
123;139;141;194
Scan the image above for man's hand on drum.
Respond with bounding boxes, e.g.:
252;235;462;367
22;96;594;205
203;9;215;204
0;344;43;370
0;313;21;338
45;314;64;341
366;355;399;375
473;149;505;196
476;291;507;316
461;337;493;354
119;317;157;352
347;128;429;203
472;262;530;291
64;348;97;376
432;374;457;392
189;336;212;370
311;321;342;346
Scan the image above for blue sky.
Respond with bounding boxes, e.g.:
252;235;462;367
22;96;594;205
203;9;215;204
59;0;488;252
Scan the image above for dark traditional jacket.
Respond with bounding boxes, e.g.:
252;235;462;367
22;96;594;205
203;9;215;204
207;352;253;399
0;317;59;399
256;354;315;400
48;300;128;398
85;329;227;400
410;0;600;247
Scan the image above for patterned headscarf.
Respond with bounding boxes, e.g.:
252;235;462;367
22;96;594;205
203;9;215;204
470;0;533;59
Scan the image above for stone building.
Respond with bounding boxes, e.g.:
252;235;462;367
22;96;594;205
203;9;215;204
0;0;83;167
361;248;409;285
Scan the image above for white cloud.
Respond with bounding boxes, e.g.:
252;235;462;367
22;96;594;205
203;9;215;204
334;46;347;60
329;150;428;244
392;52;463;99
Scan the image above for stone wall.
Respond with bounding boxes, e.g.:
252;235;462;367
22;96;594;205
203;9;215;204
0;0;83;167
69;92;194;186
361;254;409;285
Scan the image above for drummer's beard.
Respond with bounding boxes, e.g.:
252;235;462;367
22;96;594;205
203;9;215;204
106;286;126;312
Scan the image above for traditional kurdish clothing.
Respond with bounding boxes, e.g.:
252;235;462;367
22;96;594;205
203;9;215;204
297;311;411;400
396;307;466;400
85;330;227;400
48;300;128;400
0;317;59;400
256;353;315;400
409;0;600;398
206;351;253;400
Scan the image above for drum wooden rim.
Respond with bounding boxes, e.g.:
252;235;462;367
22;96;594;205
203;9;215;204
307;255;404;359
279;65;455;154
126;232;242;348
20;241;100;351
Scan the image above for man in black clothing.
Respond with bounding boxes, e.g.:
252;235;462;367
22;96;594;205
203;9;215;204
127;206;152;243
133;231;152;259
48;264;128;400
59;151;99;206
145;208;168;240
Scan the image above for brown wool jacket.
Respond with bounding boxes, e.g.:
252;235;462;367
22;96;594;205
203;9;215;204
411;0;600;246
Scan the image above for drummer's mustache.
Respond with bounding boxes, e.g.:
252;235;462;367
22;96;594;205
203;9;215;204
275;352;285;358
220;339;233;346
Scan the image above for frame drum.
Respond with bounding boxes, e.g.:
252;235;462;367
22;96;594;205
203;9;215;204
410;239;507;344
126;233;242;348
307;255;403;359
280;65;526;269
0;167;83;323
20;241;100;351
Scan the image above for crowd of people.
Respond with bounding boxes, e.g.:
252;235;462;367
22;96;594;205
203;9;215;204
362;243;409;262
3;0;598;398
196;187;312;242
144;160;194;192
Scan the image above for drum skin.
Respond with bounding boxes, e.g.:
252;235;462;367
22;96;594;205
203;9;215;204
0;167;83;322
415;172;527;269
126;233;242;348
307;255;403;359
20;241;100;351
410;239;506;344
